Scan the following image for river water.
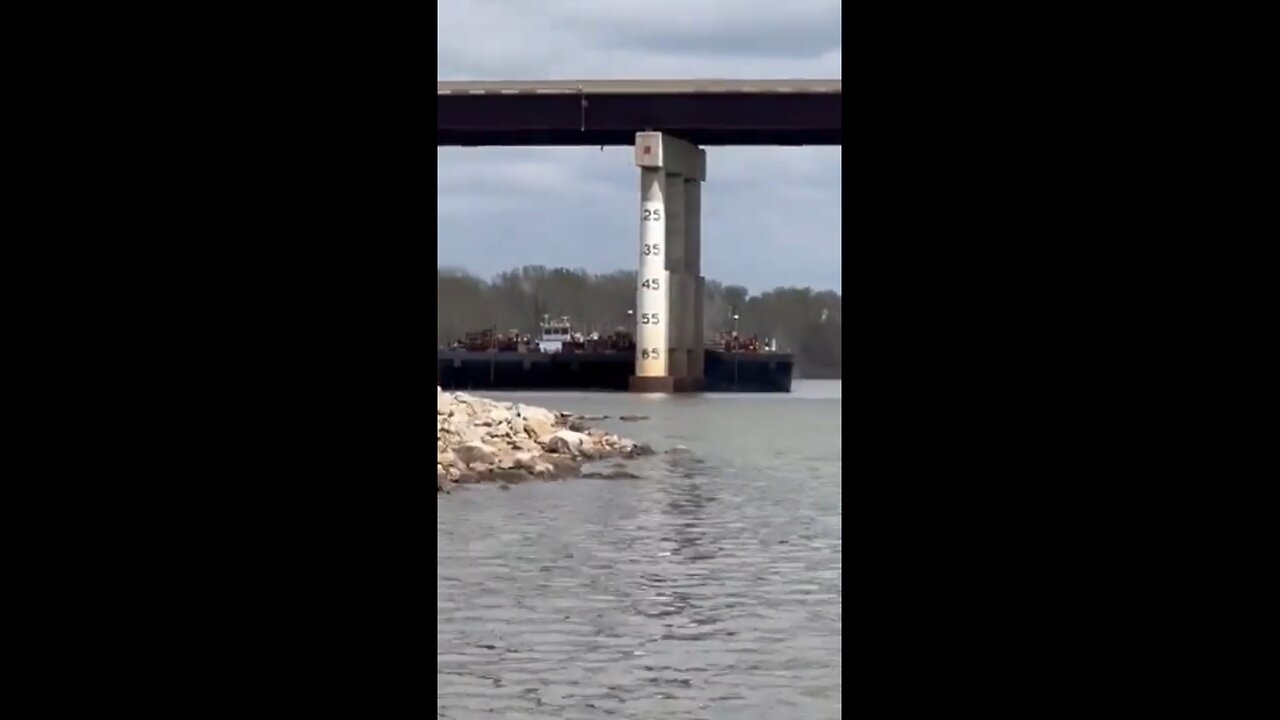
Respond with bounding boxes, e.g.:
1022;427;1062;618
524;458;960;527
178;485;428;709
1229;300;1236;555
438;380;842;719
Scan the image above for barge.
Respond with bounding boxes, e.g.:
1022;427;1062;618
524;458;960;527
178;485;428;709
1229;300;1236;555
437;317;793;393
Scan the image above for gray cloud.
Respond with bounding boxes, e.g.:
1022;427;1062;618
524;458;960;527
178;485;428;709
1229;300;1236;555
437;0;842;292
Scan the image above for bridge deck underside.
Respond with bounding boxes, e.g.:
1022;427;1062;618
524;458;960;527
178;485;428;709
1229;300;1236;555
437;92;842;146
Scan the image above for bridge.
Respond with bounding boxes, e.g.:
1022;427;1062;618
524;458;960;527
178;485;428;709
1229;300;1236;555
438;79;842;392
437;79;842;146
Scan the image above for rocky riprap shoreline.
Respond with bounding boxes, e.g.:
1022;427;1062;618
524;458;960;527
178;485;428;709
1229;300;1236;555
438;387;652;493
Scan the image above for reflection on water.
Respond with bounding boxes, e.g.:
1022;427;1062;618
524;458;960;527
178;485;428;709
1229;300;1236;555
438;380;842;719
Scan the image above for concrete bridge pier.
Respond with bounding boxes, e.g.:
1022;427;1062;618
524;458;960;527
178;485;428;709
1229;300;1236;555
630;132;706;393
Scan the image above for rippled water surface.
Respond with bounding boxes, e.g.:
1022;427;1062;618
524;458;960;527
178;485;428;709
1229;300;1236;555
438;380;842;719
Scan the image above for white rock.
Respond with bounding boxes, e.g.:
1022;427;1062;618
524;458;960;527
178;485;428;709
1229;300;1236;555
454;442;497;467
504;452;536;469
439;394;644;488
484;426;512;441
516;404;557;426
524;415;557;441
544;430;590;454
513;437;542;453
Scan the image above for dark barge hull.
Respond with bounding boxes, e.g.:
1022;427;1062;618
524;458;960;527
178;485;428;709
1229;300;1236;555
437;350;793;393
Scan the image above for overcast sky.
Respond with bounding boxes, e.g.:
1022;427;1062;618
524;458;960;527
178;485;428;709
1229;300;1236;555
437;0;842;293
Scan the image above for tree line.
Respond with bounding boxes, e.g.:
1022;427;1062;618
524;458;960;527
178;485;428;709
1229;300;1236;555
438;266;841;378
